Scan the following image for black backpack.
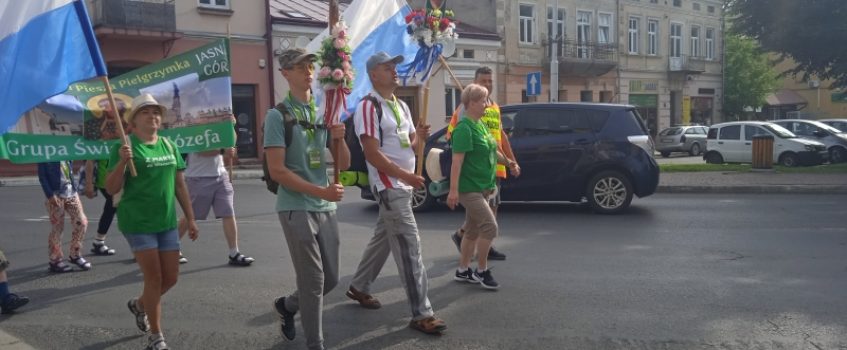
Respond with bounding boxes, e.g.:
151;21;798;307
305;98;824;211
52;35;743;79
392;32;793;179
344;94;384;173
261;103;327;194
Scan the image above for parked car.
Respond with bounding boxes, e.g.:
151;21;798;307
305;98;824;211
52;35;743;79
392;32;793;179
818;118;847;132
655;125;709;157
703;121;828;167
370;103;659;214
771;119;847;163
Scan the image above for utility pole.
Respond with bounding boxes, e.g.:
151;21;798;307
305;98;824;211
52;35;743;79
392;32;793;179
550;0;559;102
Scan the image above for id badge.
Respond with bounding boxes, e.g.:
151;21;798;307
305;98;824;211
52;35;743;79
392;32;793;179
398;130;411;148
308;148;322;169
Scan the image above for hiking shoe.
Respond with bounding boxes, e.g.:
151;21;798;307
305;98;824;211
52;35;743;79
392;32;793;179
91;241;116;255
345;286;381;309
228;253;254;266
487;246;506;261
473;269;500;290
127;298;151;333
274;297;296;341
409;316;447;335
453;268;479;283
0;294;30;314
146;333;168;350
451;231;462;252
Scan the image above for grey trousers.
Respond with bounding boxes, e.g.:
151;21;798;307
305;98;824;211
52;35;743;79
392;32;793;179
349;188;434;321
278;211;340;350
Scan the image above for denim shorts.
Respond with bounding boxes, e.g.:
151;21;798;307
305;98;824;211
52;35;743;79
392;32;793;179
123;229;180;252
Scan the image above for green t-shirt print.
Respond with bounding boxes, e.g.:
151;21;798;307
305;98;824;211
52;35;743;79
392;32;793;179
451;117;497;193
108;135;186;234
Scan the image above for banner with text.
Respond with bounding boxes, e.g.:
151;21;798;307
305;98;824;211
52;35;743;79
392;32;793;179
0;38;235;163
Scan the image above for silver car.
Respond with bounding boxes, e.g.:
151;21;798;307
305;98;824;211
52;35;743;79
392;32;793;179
655;125;709;157
819;119;847;132
772;119;847;163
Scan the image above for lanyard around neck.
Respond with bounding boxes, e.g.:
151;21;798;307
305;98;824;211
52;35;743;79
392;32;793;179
384;96;403;129
286;92;317;141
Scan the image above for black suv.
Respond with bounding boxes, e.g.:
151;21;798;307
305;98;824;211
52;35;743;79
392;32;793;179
360;103;659;214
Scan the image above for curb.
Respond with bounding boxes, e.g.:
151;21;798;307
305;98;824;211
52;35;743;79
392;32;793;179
0;329;37;350
656;185;847;194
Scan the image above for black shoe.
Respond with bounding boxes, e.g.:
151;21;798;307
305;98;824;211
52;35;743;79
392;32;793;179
487;246;506;260
451;231;462;252
453;268;479;283
91;241;116;255
473;269;500;290
274;297;296;340
0;294;30;314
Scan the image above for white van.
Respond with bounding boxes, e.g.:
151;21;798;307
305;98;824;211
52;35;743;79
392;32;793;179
704;121;828;167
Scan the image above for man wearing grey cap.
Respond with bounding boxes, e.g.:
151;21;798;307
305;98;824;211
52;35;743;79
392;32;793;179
264;48;350;350
345;51;447;334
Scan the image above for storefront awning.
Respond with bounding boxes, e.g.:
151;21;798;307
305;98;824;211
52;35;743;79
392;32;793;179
765;89;808;107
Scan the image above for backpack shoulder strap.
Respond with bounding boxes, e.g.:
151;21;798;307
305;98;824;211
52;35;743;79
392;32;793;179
361;94;384;146
274;103;296;147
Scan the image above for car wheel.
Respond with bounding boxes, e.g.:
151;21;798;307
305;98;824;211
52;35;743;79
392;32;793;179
585;170;633;215
830;146;846;163
689;143;702;156
660;151;671;158
779;152;799;167
705;152;723;164
410;181;437;212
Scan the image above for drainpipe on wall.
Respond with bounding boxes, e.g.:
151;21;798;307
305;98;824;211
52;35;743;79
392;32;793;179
265;0;276;108
615;0;621;103
720;6;725;124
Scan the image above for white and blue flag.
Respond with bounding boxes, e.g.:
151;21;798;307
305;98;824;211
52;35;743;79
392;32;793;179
307;0;418;120
0;0;107;135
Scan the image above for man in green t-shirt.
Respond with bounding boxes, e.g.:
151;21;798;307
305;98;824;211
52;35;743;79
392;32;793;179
264;48;350;350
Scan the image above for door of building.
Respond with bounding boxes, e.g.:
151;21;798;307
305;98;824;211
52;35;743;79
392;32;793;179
232;85;257;158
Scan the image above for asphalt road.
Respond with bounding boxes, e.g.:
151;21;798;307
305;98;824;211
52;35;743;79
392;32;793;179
0;181;845;350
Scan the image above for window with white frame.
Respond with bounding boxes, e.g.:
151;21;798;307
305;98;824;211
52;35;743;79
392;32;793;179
445;87;461;116
690;25;700;57
670;22;682;58
598;13;612;44
628;17;640;54
519;4;536;44
547;7;566;40
647;19;658;55
199;0;228;9
577;10;592;58
705;27;715;60
693;2;700;11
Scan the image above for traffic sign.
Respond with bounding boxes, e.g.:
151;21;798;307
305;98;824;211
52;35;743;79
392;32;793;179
526;72;542;96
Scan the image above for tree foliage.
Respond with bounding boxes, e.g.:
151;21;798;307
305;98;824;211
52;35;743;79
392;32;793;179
730;0;847;87
724;34;780;119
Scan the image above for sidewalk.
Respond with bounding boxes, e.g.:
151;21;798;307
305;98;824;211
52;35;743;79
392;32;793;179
1;168;845;194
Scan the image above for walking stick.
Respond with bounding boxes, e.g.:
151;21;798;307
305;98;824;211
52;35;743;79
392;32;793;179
329;0;341;184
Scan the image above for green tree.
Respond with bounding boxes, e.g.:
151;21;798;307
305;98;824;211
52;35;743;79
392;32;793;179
730;0;847;87
724;34;780;119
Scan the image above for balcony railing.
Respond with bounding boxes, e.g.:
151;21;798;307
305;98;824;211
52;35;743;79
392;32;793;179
668;55;706;73
546;38;617;61
545;38;618;76
90;0;176;33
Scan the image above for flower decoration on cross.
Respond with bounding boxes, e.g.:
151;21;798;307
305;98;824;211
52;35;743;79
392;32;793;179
317;20;354;125
400;0;458;85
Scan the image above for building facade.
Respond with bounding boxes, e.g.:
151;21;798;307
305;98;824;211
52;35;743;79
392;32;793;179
450;0;724;138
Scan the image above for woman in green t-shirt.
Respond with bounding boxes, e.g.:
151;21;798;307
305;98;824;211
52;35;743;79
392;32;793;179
447;84;517;290
105;94;198;350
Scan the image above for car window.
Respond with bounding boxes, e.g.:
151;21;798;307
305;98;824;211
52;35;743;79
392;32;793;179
698;127;708;134
744;125;769;141
660;127;683;136
513;109;565;137
707;127;718;139
719;125;741;140
762;124;797;138
685;128;698;134
585;110;610;132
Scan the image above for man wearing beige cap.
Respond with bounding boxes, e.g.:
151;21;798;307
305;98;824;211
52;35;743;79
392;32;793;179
265;48;350;350
345;51;447;335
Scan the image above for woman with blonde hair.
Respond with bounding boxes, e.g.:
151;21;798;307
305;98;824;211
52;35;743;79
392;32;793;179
447;83;517;290
106;93;199;350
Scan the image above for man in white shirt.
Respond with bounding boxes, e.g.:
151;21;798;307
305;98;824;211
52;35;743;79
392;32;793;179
344;51;446;335
177;147;254;266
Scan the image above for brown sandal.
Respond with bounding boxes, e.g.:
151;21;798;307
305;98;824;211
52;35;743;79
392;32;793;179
409;316;447;335
345;286;382;309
